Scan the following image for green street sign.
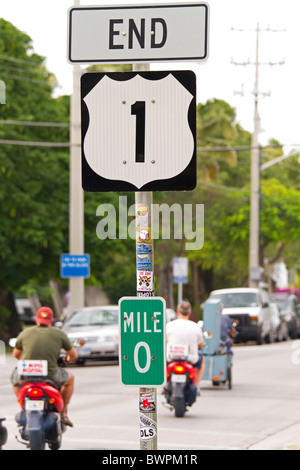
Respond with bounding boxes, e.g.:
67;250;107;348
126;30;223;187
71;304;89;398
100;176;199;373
119;297;166;386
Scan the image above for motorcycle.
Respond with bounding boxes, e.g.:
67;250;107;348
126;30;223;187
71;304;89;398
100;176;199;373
163;345;198;418
14;358;67;450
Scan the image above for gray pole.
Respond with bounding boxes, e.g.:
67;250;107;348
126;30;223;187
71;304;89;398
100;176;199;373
249;23;260;287
69;0;85;316
178;282;183;305
232;24;284;287
133;63;157;451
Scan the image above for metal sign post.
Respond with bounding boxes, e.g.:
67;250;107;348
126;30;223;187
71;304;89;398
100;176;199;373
135;190;157;450
173;257;188;304
133;61;157;450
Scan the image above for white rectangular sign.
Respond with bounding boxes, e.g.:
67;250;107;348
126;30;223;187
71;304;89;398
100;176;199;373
68;3;209;63
173;257;188;283
18;360;48;376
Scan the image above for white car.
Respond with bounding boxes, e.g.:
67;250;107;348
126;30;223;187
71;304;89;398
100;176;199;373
62;305;176;365
62;306;119;364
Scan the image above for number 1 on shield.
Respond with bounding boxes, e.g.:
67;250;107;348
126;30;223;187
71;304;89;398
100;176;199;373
131;101;145;163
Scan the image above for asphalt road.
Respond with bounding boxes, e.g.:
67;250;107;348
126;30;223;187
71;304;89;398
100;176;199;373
2;339;300;451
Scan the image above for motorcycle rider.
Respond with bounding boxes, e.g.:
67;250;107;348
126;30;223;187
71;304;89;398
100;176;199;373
11;306;78;427
166;300;205;394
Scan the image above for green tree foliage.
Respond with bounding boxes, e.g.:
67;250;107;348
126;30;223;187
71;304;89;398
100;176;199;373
156;98;300;308
84;191;136;303
0;19;70;339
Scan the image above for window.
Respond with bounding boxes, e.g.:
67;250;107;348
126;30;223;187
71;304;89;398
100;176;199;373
212;292;259;308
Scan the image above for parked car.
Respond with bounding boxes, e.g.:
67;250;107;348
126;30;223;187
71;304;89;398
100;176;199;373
14;295;35;324
270;302;289;342
208;287;273;344
269;293;300;339
62;306;119;364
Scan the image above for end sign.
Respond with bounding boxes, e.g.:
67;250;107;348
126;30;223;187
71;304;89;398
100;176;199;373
68;3;209;64
119;297;166;386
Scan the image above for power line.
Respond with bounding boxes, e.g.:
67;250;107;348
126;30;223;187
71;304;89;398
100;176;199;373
0;119;69;127
0;138;299;149
0;54;41;66
0;71;49;85
198;143;300;152
0;139;70;147
199;180;249;194
0;63;43;76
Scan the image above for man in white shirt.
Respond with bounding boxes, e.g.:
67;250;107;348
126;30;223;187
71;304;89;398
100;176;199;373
166;300;205;392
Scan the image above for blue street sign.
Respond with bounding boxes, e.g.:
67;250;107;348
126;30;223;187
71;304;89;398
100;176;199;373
60;254;90;278
173;257;188;283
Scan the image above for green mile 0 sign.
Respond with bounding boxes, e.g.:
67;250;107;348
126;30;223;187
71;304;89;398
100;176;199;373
119;297;166;386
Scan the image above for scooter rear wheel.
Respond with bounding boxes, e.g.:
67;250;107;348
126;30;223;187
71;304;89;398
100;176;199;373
29;430;45;450
48;433;62;450
174;397;186;418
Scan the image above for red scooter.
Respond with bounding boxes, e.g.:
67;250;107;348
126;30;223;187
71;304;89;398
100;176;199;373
15;360;66;450
164;354;198;418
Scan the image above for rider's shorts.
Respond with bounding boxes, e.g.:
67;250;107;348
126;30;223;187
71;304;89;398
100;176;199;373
50;368;69;389
192;352;204;369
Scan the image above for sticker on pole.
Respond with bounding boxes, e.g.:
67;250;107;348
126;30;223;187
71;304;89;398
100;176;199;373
81;71;196;192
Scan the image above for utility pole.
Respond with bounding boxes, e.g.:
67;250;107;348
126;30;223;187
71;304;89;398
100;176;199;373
132;62;157;451
69;0;84;315
231;24;285;287
249;24;261;288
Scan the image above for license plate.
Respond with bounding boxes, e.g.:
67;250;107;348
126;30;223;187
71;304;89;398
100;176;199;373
171;374;187;383
25;400;44;411
78;348;91;356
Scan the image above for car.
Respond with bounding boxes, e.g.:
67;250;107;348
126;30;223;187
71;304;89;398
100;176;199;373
61;304;175;365
62;305;119;364
14;295;35;324
270;302;289;342
208;287;273;345
269;293;300;339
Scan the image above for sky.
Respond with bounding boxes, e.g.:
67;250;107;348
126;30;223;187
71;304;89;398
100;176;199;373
1;0;300;151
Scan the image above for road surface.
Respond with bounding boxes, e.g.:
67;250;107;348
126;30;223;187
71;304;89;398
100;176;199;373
1;340;300;450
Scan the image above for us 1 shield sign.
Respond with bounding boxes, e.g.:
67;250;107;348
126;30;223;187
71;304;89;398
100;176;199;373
81;71;196;192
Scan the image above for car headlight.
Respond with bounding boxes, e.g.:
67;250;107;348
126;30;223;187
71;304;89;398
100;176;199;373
103;335;117;342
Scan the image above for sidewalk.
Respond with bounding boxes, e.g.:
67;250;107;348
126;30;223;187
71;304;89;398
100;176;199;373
248;421;300;450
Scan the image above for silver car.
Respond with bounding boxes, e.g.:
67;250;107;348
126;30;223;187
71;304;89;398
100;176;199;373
62;306;119;364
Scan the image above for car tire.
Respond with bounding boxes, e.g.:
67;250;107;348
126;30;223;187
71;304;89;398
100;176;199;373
76;358;86;366
265;331;274;344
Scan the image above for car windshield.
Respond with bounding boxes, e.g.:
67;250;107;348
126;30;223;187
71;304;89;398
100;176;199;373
212;292;259;308
64;309;118;328
273;299;289;311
